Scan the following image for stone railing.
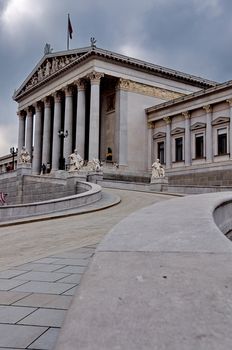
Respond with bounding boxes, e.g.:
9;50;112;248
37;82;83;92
55;192;232;350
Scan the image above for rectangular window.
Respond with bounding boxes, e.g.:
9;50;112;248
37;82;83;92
157;142;165;164
175;137;183;162
195;134;204;158
217;128;227;155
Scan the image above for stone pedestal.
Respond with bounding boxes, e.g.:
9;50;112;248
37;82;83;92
68;169;88;182
17;163;32;176
150;177;168;192
87;172;103;184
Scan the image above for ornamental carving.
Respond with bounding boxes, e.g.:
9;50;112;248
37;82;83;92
23;54;80;93
163;117;171;124
203;105;212;113
75;79;87;90
117;79;183;100
87;71;104;83
147;122;155;129
182;111;190;120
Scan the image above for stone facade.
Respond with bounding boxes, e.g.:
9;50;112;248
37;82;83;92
13;46;215;177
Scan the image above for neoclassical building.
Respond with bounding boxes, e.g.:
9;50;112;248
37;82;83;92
13;44;215;177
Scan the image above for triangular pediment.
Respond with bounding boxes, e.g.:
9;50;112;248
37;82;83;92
171;127;185;135
190;122;206;130
153;131;166;139
212;116;229;126
13;47;92;100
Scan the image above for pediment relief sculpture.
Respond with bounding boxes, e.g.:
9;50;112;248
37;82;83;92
190;122;206;130
212;116;230;126
22;53;82;94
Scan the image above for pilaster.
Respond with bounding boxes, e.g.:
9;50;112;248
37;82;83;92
163;117;171;169
183;111;191;166
203;105;213;163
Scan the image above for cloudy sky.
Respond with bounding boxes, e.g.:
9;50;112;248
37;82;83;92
1;0;232;156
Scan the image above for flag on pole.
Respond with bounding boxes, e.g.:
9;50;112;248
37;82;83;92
0;192;7;205
68;14;73;39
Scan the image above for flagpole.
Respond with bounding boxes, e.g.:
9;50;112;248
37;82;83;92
67;14;70;50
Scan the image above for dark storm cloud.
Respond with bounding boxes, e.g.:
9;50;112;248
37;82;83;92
0;0;232;154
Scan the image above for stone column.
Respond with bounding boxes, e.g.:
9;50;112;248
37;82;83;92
25;107;34;159
42;96;52;166
52;92;62;171
147;122;154;170
87;71;104;160
164;117;171;169
115;79;129;166
63;86;73;165
32;102;43;174
183;111;191;166
17;111;26;161
75;79;86;159
227;99;232;160
203;105;213;163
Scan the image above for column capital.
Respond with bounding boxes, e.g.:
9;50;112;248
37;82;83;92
74;79;87;91
163;116;171;125
116;78;130;90
64;86;73;97
226;99;232;107
17;110;26;118
54;91;63;103
87;71;104;84
43;96;52;108
26;106;34;116
203;105;212;113
182;111;191;120
35;102;43;113
147;122;155;129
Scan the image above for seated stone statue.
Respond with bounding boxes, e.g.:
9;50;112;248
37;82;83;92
19;146;31;163
68;149;84;172
87;158;103;172
151;159;165;180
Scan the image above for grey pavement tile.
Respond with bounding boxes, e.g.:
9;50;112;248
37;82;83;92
0;291;30;305
19;308;66;327
11;281;77;294
14;271;69;282
0;305;36;324
0;269;29;279
33;257;63;264
0;279;27;291
51;251;94;259
62;285;78;296
55;265;87;274
51;258;90;266
14;293;72;310
0;324;48;348
58;273;82;284
14;263;65;272
28;327;60;350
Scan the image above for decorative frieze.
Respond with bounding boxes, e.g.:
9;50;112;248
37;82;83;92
117;78;183;100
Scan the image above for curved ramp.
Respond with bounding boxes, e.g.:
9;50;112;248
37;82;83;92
56;192;232;350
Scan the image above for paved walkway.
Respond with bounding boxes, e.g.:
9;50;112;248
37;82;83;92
0;188;173;348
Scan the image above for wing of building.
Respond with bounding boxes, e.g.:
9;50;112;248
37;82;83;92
13;45;218;180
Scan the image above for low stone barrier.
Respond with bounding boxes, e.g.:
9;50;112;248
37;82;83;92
0;182;102;221
56;192;232;350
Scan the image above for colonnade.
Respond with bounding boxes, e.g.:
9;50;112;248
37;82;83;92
17;71;104;174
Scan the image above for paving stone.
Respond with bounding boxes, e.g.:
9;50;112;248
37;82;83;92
0;291;30;305
14;263;65;272
62;286;78;296
55;265;87;274
0;324;47;348
33;257;63;264
0;269;29;279
14;293;72;310
28;327;60;349
0;279;27;291
19;308;66;327
58;274;82;284
14;271;69;282
12;281;77;294
51;258;90;266
51;251;94;259
0;305;36;324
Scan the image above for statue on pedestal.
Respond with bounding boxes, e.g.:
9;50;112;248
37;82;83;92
19;146;31;163
68;149;84;172
87;158;103;172
151;159;165;181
